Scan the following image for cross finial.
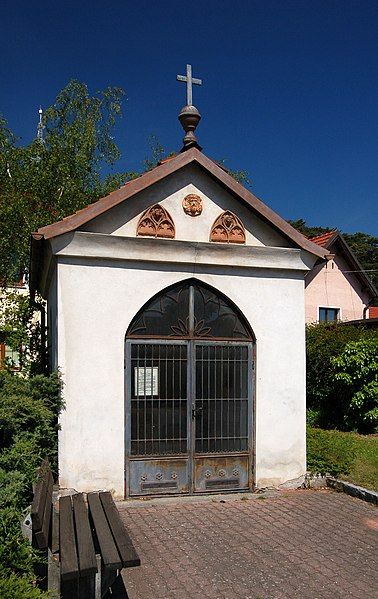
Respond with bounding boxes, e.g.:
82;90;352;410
177;64;202;106
177;65;203;152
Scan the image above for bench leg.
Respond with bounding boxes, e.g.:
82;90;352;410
101;566;118;597
95;554;102;599
32;536;48;590
47;549;60;595
79;574;96;598
103;573;129;598
61;579;78;599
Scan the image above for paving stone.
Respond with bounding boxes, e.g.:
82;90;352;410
119;490;378;598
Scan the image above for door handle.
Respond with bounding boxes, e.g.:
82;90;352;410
192;405;203;419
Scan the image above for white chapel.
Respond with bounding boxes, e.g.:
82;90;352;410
30;68;326;498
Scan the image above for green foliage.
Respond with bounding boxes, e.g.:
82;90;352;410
343;231;378;290
307;427;378;489
227;169;252;187
0;372;63;481
143;135;166;171
0;289;42;373
0;509;40;576
0;372;62;592
216;158;252;187
288;219;332;238
0;80;135;284
332;338;378;432
0;568;50;598
307;427;356;476
306;322;377;432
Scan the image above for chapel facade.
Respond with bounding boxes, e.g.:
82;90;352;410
30;84;326;498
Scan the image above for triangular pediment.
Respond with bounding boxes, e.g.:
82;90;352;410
35;148;326;257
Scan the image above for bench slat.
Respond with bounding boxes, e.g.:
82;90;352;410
31;459;50;531
60;495;79;581
99;492;140;568
51;506;59;555
34;469;53;549
72;493;97;577
87;492;122;571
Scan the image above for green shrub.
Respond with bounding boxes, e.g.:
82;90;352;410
0;508;39;576
332;338;378;433
0;469;29;511
307;427;378;489
0;372;63;476
0;371;62;593
306;322;377;431
0;568;49;598
307;427;356;476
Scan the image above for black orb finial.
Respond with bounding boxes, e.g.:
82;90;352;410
178;105;202;151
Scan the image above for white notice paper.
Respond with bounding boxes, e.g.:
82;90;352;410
134;367;159;396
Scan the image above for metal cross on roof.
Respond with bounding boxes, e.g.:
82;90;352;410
177;64;202;106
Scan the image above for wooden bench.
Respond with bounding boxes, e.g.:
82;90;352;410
28;460;140;598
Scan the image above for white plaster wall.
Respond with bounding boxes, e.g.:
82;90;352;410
305;254;370;323
47;270;58;371
57;257;306;496
81;164;291;249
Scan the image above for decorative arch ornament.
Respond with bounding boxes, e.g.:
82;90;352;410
127;279;253;340
210;211;246;244
136;204;175;239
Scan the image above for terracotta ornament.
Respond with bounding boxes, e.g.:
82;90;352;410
210;211;246;244
182;193;203;217
137;204;175;239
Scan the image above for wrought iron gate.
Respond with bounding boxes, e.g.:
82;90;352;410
125;281;254;497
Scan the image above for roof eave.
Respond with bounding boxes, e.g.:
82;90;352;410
325;233;377;298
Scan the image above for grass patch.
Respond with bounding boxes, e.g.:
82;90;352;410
307;427;378;491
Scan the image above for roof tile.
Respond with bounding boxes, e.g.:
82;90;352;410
309;231;337;247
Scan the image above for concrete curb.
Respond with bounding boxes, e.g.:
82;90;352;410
326;477;378;505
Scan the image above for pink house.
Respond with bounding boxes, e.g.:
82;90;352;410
304;231;377;323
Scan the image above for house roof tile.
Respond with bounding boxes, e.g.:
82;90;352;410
309;231;338;247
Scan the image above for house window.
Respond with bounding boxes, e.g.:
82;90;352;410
319;307;339;323
0;334;21;370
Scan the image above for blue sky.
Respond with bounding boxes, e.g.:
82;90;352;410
1;0;377;235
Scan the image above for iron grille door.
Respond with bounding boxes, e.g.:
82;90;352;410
193;342;251;491
126;341;191;496
130;343;188;456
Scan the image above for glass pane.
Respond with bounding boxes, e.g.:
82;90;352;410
131;343;188;455
194;285;250;339
4;345;20;368
127;281;252;340
195;344;249;453
128;285;190;337
319;308;339;323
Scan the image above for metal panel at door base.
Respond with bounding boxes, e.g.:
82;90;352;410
194;455;249;492
129;458;190;496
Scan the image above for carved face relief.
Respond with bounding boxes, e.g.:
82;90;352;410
182;193;203;217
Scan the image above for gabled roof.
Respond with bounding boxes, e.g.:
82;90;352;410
309;230;377;298
34;147;326;259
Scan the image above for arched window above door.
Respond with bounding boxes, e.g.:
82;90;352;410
127;280;253;340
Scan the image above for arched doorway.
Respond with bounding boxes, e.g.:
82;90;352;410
125;280;255;497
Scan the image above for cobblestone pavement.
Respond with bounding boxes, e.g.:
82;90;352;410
118;490;378;599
